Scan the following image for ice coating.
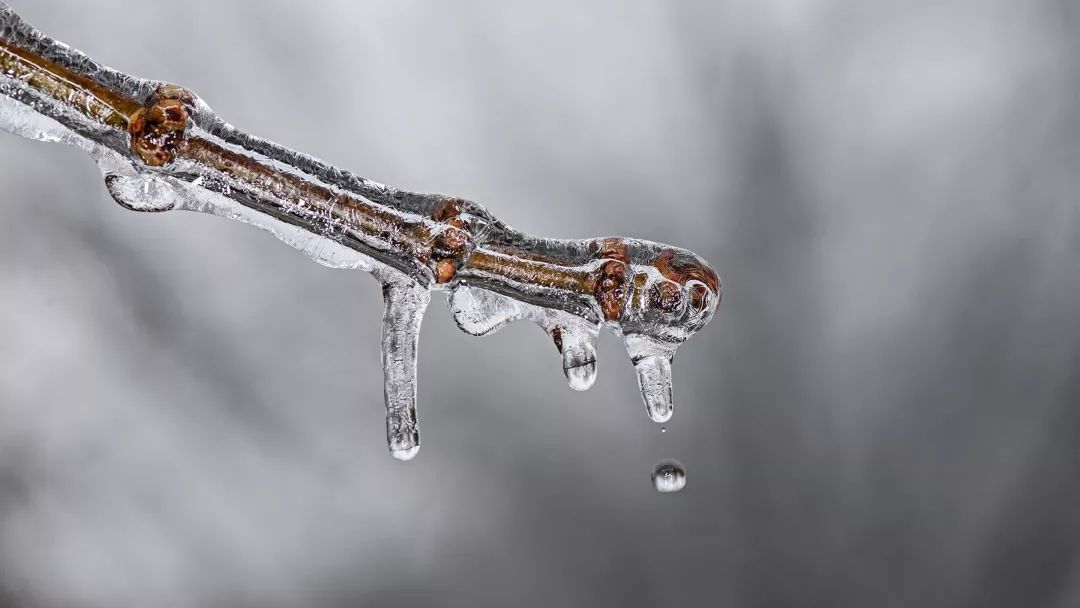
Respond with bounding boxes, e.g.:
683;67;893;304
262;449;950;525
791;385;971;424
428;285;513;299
0;3;721;459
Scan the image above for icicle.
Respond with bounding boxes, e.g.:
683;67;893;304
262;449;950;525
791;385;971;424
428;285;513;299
380;281;430;461
625;334;677;423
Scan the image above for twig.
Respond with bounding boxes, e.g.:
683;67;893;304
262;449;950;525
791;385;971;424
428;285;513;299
0;2;720;460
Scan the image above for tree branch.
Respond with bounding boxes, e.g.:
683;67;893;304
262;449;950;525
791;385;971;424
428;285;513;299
0;2;720;459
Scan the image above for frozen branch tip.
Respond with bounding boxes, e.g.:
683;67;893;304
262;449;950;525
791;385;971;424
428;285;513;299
0;3;720;460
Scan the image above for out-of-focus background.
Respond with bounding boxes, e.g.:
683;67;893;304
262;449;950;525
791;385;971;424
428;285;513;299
0;1;1077;606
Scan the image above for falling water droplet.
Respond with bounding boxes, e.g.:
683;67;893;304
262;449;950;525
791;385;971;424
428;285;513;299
660;426;666;433
651;460;686;493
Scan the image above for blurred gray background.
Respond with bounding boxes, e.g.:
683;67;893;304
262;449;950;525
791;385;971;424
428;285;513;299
0;0;1078;606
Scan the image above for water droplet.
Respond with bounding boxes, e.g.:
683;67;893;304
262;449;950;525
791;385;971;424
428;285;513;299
660;426;666;433
651;459;686;493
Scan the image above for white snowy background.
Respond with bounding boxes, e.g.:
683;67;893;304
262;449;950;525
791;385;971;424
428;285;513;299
0;1;1078;606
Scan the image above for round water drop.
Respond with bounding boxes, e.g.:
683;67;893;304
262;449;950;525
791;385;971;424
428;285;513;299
651;460;686;493
660;426;667;433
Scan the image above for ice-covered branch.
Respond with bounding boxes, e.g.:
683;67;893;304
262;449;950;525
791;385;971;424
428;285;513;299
0;3;720;459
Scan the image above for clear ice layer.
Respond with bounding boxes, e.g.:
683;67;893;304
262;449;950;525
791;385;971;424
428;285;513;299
0;2;721;460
